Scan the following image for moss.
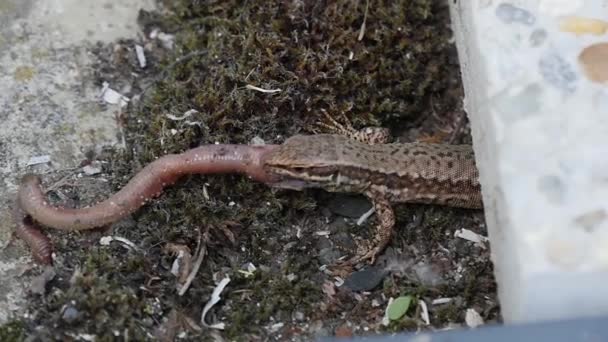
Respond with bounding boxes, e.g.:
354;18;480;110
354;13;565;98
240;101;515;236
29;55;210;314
420;208;460;243
225;270;322;338
387;317;420;332
0;320;26;342
435;302;460;323
129;0;460;162
461;263;497;305
29;251;158;340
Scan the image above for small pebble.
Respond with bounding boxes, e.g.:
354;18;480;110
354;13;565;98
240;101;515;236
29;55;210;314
62;306;80;324
343;265;388;291
327;194;372;218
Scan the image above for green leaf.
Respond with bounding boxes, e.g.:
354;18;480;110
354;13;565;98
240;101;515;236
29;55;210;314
387;296;413;321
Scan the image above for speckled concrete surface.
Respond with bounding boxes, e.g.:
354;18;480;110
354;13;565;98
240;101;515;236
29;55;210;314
450;0;608;323
0;0;155;323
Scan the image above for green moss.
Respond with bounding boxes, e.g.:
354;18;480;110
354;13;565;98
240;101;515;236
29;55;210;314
387;317;419;332
422;208;459;242
435;302;460;323
225;270;321;338
0;320;25;342
130;0;460;162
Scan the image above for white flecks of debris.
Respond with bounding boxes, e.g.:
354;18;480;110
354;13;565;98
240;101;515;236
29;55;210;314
99;236;141;252
267;322;284;333
432;297;453;305
245;84;282;94
465;308;485;328
381;297;394;326
202;183;210;201
237;267;255;278
358;0;369;41
82;164;102;175
166;109;199;121
26;155;51;166
454;228;489;249
333;276;344;287
170;250;188;278
419;300;430;325
201;276;231;330
135;44;146;68
100;81;129;107
149;28;175;50
357;207;375;225
250;136;266;146
75;334;96;342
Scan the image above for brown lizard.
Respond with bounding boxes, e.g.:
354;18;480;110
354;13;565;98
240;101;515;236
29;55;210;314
15;117;482;265
266;119;481;264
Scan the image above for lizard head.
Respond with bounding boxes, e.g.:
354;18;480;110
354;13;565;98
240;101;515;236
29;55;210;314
262;134;345;190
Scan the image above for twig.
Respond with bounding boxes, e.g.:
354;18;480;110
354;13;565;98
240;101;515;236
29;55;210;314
201;275;231;330
99;236;143;252
358;0;370;41
165;243;193;285
245;84;282;94
178;226;210;296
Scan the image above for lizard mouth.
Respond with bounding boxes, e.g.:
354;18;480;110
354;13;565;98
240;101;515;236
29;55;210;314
263;165;340;190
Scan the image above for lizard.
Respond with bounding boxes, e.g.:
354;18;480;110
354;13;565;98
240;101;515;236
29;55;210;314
14;114;482;265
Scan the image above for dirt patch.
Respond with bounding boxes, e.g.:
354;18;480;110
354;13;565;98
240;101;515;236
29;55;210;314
2;0;498;340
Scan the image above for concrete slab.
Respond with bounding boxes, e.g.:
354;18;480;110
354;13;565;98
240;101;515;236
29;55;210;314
0;0;155;324
450;1;608;323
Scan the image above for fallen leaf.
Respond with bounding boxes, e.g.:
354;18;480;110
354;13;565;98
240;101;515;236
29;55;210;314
387;295;413;321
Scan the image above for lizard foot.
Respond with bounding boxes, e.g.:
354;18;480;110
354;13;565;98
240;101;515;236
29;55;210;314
349;238;382;265
312;110;391;145
333;237;381;268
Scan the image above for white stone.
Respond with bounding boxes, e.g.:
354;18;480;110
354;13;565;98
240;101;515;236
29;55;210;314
450;0;608;323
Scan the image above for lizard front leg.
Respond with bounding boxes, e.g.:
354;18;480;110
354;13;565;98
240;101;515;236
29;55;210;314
314;111;397;265
314;110;391;145
346;191;396;265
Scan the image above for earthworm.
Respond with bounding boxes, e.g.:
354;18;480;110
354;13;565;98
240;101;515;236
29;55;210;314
16;144;279;264
11;198;53;264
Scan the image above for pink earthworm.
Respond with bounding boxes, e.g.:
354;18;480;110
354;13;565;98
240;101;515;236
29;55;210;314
12;199;54;264
15;144;279;264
